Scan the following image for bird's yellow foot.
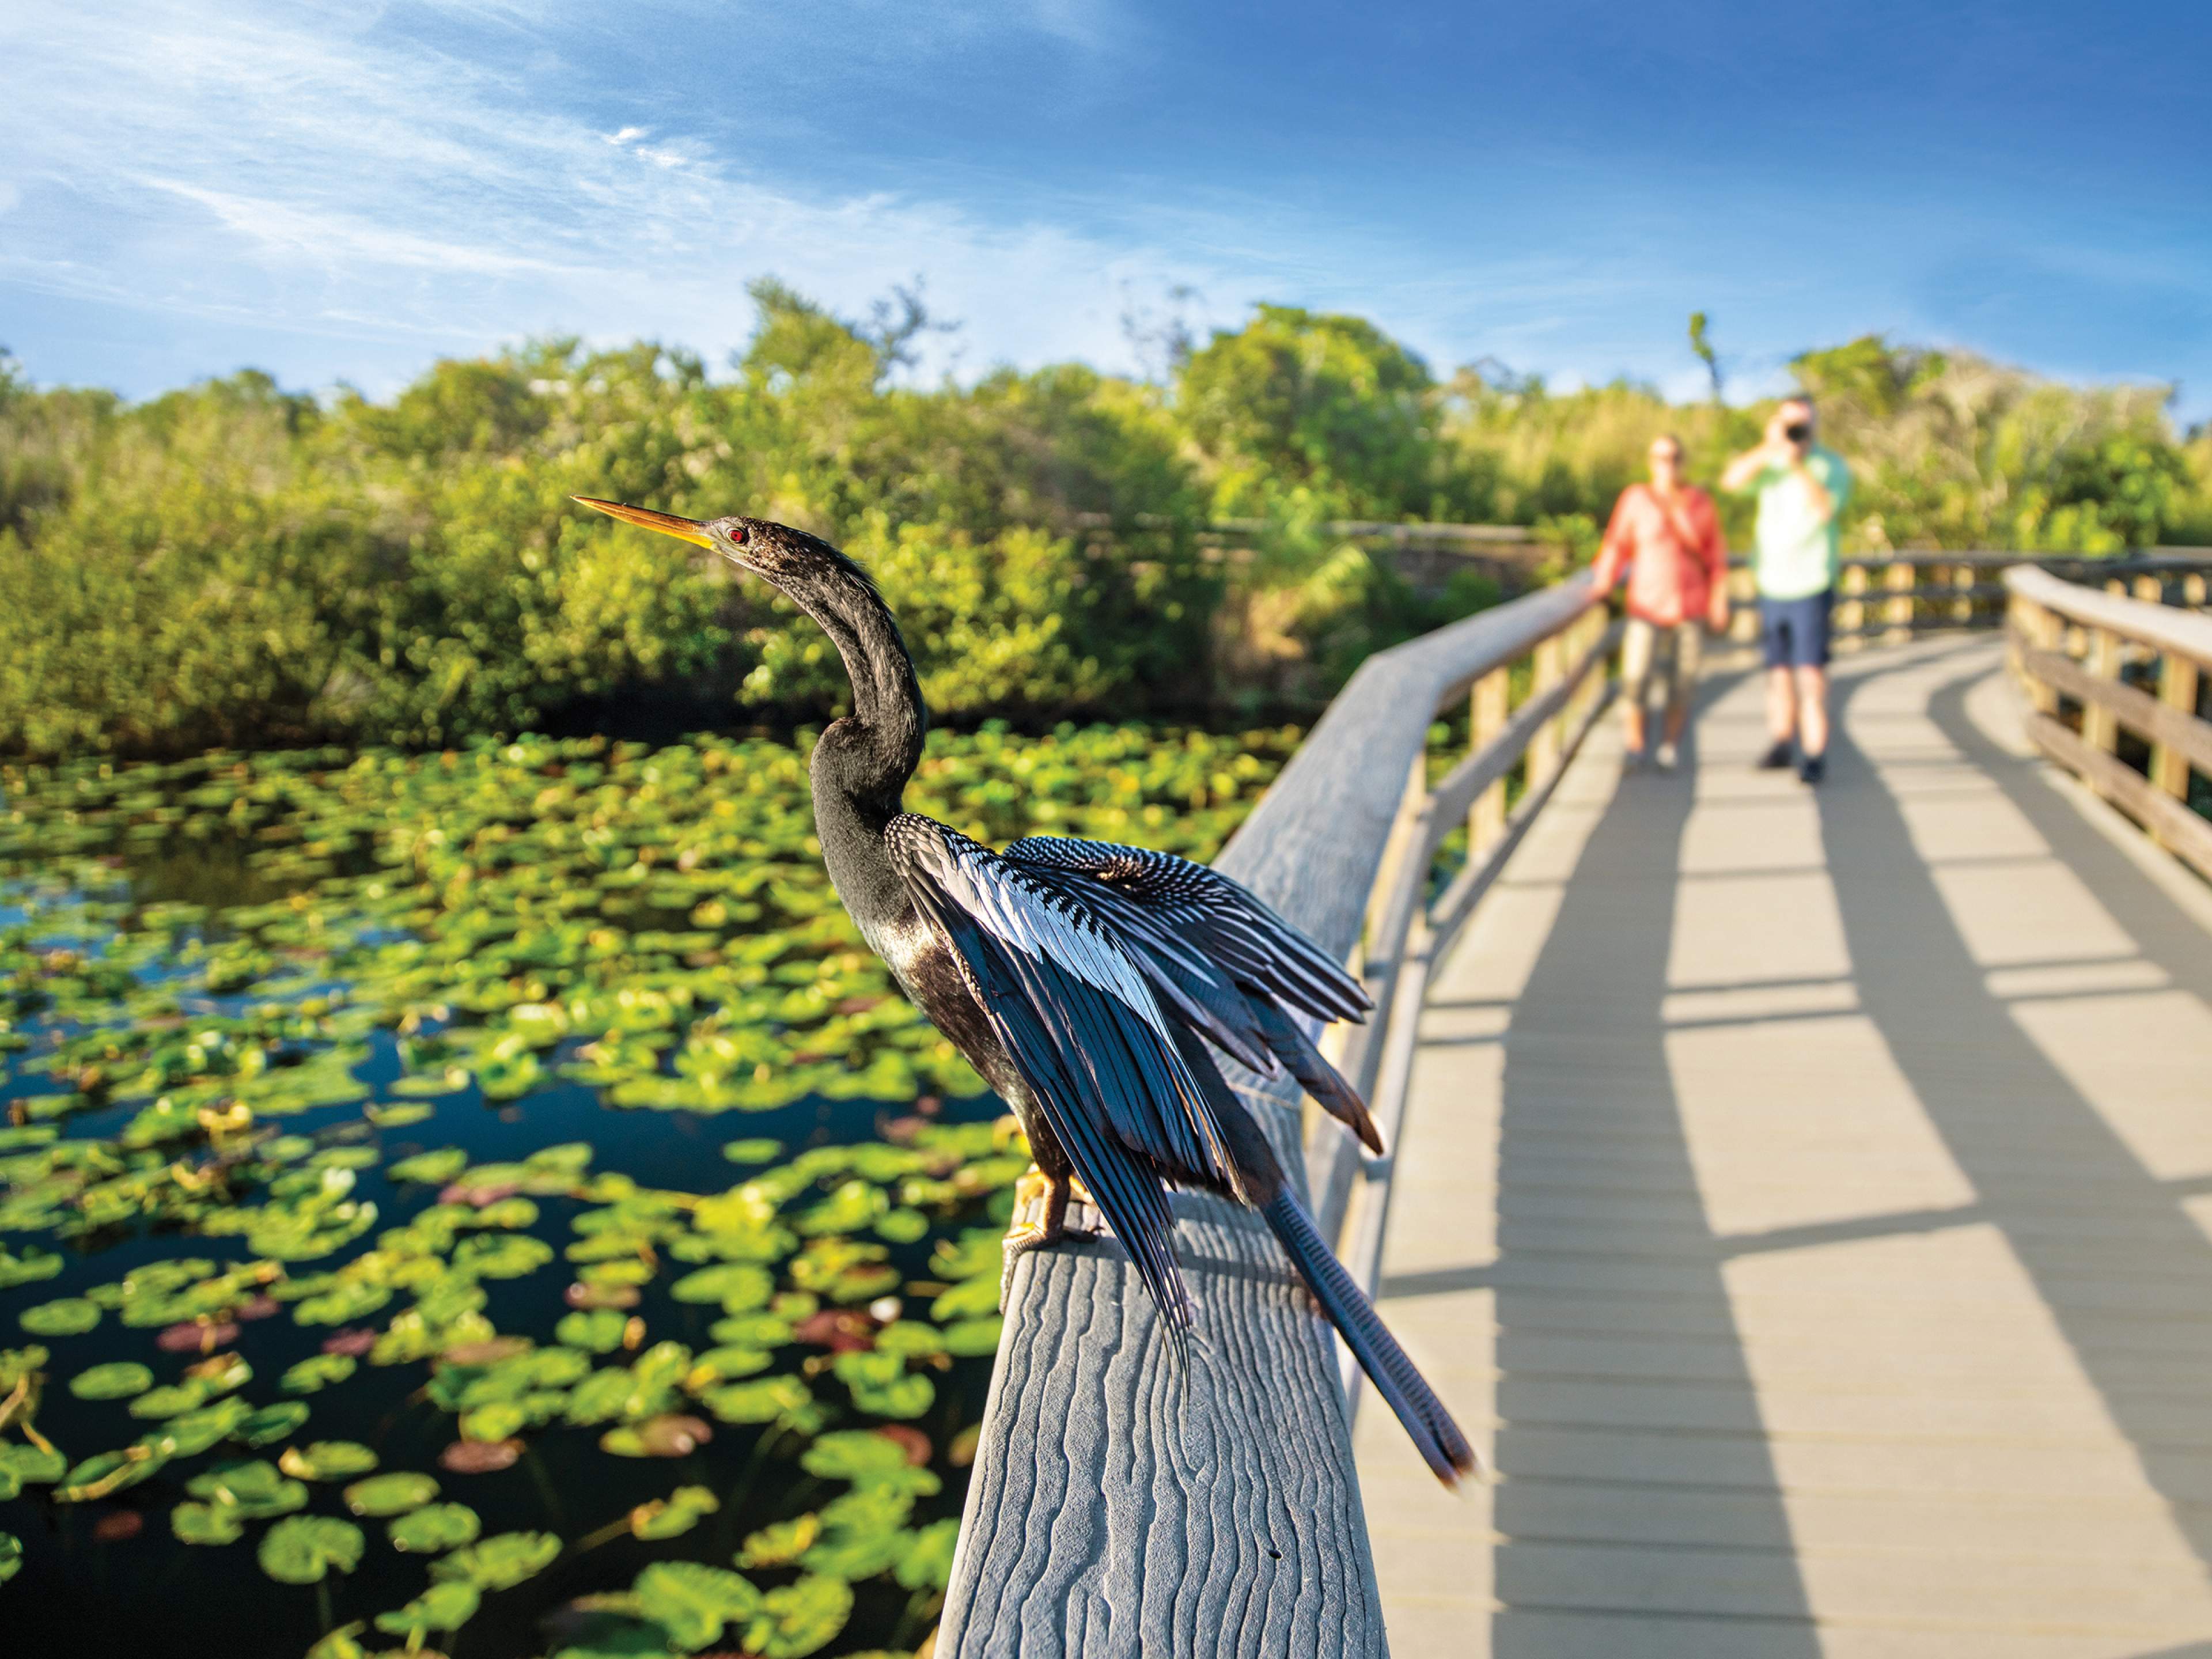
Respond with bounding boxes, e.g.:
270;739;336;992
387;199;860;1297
1000;1168;1100;1308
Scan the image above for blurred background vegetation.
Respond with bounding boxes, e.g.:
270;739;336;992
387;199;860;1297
5;284;2208;760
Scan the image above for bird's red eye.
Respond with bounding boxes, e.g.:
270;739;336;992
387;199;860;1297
725;524;747;544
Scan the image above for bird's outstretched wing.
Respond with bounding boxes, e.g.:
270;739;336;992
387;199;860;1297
885;815;1248;1343
1001;835;1381;1153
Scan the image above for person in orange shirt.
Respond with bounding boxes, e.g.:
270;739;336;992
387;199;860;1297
1589;434;1730;770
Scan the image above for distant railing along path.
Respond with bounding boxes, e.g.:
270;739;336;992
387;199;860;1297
2007;563;2212;881
937;538;2212;1659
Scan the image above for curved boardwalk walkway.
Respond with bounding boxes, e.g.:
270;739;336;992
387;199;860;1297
1353;637;2212;1657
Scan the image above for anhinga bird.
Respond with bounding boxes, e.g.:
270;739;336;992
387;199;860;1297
576;498;1476;1487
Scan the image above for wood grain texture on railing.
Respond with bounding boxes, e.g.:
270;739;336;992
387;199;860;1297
936;573;1601;1659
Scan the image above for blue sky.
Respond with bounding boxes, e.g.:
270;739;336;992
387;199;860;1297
3;0;2207;415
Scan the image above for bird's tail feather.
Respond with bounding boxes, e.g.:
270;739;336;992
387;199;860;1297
1251;1001;1383;1155
1260;1188;1479;1488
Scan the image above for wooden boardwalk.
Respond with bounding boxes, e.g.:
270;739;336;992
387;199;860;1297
1353;637;2212;1657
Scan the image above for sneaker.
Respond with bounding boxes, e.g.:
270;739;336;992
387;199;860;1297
1756;740;1794;771
1798;753;1825;785
1654;741;1679;772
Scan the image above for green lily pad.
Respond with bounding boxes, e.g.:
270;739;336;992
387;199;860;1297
873;1207;931;1244
801;1431;916;1484
0;1247;63;1290
279;1440;378;1480
259;1514;366;1584
56;1446;167;1501
942;1316;1005;1356
690;1344;773;1383
745;1573;854;1658
162;1396;252;1455
387;1501;482;1554
0;1347;50;1390
20;1297;100;1336
738;1513;821;1569
234;1399;312;1446
895;1517;961;1592
930;1274;1002;1321
721;1138;783;1164
873;1322;948;1358
343;1471;440;1516
363;1100;436;1127
388;1147;468;1185
374;1580;481;1641
172;1501;248;1546
708;1312;792;1348
554;1308;630;1353
69;1361;156;1399
631;1560;762;1650
187;1459;310;1518
302;1624;370;1659
388;1073;470;1099
458;1402;528;1443
699;1374;815;1426
0;1533;19;1585
0;1444;65;1487
279;1353;357;1394
668;1261;772;1310
430;1529;561;1590
453;1233;554;1279
628;1483;719;1541
850;1370;934;1419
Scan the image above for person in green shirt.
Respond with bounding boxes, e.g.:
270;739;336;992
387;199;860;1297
1721;395;1852;783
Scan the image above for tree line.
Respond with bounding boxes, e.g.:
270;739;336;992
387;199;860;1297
3;283;2206;759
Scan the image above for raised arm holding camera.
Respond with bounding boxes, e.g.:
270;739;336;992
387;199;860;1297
1722;395;1851;783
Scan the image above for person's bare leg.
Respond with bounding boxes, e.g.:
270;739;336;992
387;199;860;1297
1766;666;1797;745
1796;665;1829;756
1622;699;1647;756
1662;692;1691;747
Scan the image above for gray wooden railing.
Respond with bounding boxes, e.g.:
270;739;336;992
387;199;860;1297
1721;548;2211;647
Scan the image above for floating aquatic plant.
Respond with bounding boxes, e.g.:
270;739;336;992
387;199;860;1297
0;724;1290;1656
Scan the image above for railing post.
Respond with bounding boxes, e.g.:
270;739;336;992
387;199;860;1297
1885;560;1914;644
2188;573;2209;609
1469;666;1509;853
2152;649;2202;832
1953;560;1974;627
1528;634;1565;785
1575;605;1609;726
1839;562;1868;646
1729;563;1759;643
2008;591;2058;715
2082;627;2122;755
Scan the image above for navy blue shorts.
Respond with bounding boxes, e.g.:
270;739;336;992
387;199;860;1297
1761;590;1833;670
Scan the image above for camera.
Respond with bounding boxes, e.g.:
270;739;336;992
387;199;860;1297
1783;421;1812;445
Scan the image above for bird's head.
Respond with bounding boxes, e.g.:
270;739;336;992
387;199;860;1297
571;497;837;587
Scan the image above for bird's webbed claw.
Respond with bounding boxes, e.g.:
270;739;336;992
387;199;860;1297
999;1166;1102;1308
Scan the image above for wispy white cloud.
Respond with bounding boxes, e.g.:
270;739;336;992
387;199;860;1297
0;0;1700;402
0;0;1211;387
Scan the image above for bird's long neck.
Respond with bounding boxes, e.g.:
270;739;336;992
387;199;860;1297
789;558;926;918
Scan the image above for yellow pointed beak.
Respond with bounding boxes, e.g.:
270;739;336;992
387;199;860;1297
573;496;715;547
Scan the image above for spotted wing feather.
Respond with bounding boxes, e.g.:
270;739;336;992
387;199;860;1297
1002;835;1381;1152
